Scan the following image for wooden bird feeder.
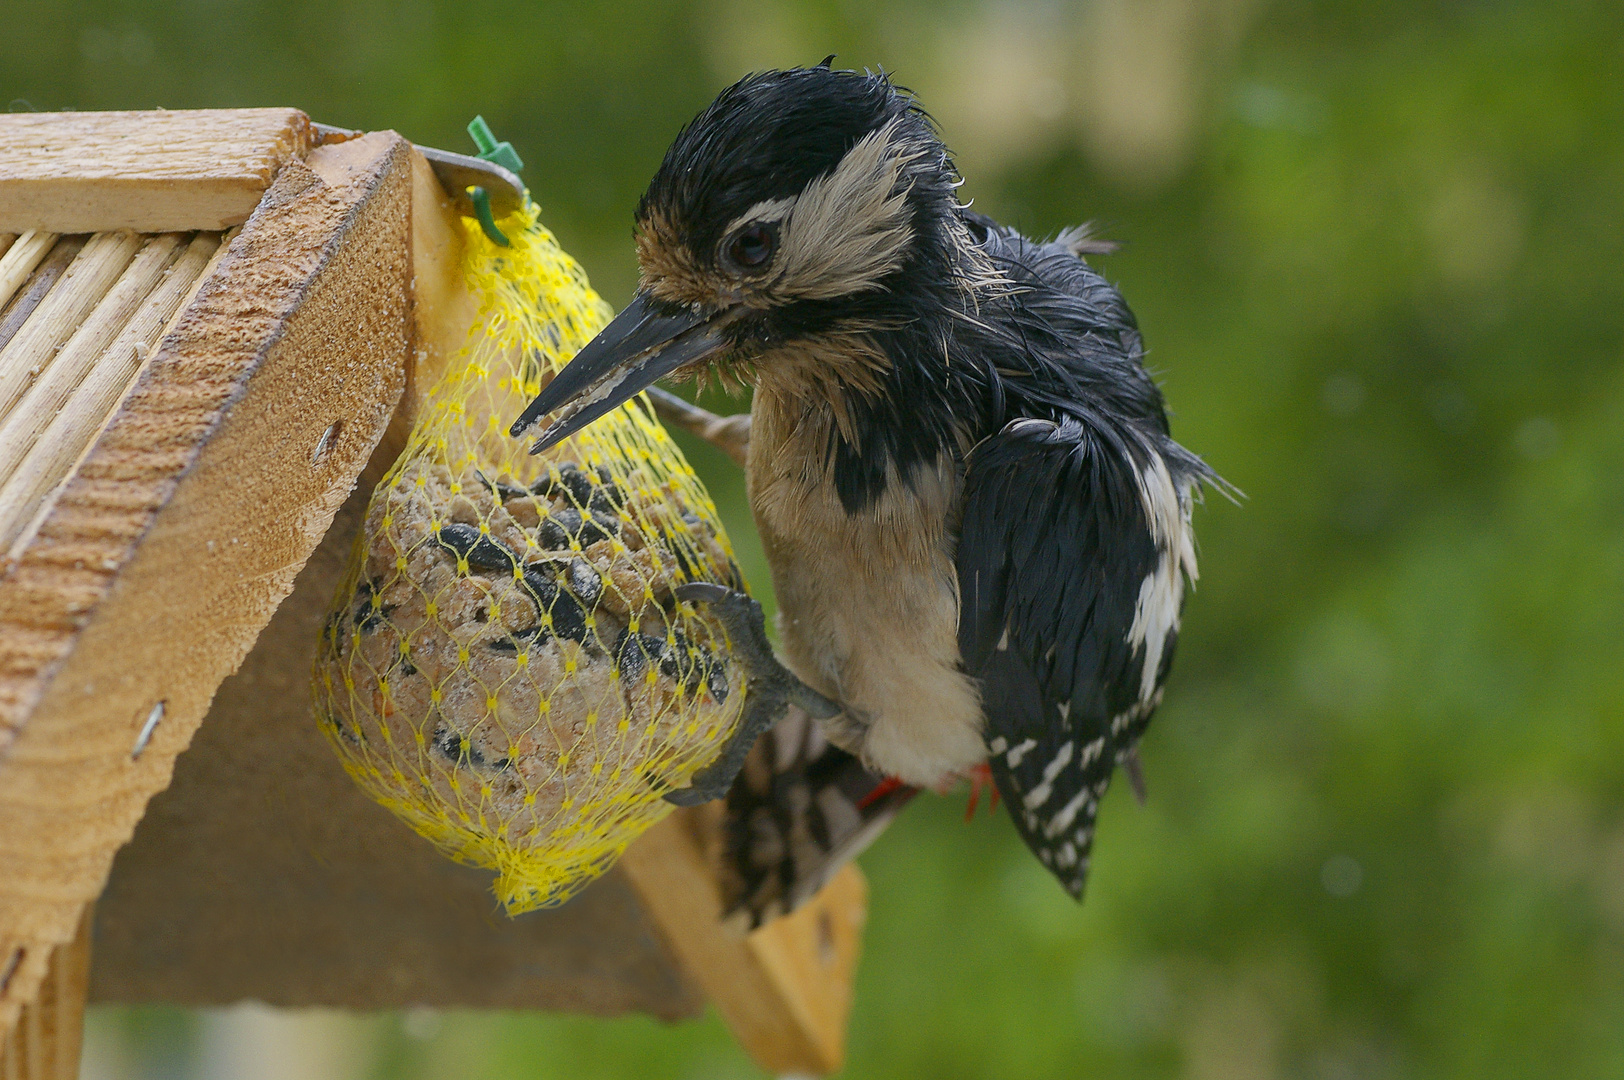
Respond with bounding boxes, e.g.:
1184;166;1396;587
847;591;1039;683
0;110;865;1079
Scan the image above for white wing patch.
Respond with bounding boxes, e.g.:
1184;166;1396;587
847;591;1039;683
1127;553;1181;702
1126;449;1200;703
1006;738;1038;767
1046;786;1094;837
1021;739;1075;809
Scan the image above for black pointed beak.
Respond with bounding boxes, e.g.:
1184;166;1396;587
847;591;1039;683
510;293;728;453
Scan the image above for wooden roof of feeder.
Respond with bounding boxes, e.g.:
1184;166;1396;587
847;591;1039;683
0;110;864;1080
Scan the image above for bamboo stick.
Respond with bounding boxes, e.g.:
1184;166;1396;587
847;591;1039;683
0;236;13;261
0;233;220;553
0;235;185;484
0;232;141;421
0;233;63;326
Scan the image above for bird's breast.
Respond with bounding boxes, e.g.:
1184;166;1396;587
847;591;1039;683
746;388;986;786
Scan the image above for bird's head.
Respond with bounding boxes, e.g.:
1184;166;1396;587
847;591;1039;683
512;63;971;451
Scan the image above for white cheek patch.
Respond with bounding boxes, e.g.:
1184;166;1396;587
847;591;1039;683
772;117;923;301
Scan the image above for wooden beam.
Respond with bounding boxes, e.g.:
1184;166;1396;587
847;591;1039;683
0;905;90;1080
618;809;867;1076
0;109;313;233
0;131;411;1041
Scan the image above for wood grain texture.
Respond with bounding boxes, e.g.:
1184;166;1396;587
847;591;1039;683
0;905;89;1080
0;234;183;484
90;490;705;1020
0;232;141;419
619;808;868;1076
0;110;312;233
0;130;412;1041
363;147;482;484
0;233;55;316
0;238;81;357
0;233;221;557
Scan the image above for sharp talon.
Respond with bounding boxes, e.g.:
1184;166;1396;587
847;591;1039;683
663;584;842;805
857;775;909;812
662;783;715;807
964;762;995;822
674;581;730;605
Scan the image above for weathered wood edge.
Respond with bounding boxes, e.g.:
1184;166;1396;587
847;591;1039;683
0;904;91;1079
619;808;867;1076
0;130;412;1039
0;110;313;234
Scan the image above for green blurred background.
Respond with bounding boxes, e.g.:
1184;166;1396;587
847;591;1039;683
8;0;1623;1076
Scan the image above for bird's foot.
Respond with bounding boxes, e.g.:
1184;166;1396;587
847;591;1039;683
962;762;1000;821
856;775;911;812
644;387;751;469
663;582;839;806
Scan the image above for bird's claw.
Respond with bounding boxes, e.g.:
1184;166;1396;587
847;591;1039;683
663;583;839;805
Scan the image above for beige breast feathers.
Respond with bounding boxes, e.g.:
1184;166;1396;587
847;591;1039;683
745;381;985;787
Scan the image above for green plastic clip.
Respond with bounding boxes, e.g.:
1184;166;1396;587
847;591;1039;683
468;186;510;247
467;115;524;175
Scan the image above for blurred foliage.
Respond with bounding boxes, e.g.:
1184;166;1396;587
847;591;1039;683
11;0;1623;1076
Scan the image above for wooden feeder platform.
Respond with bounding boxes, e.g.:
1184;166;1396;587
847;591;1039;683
0;110;864;1079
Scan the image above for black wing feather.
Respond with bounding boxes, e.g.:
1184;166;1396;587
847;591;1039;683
958;416;1166;897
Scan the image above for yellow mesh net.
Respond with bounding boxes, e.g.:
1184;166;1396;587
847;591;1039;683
314;203;747;913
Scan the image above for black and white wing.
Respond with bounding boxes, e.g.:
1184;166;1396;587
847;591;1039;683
957;415;1198;897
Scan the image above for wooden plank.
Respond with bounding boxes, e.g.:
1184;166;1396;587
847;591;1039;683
0;130;412;1041
0;234;184;482
90;491;705;1020
0;232;56;315
618;809;868;1076
0;232;142;419
746;869;867;1073
361;145;480;483
0;905;90;1080
0;109;313;233
0;238;80;356
0;233;221;555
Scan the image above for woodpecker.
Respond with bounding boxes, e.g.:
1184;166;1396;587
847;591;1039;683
513;63;1219;903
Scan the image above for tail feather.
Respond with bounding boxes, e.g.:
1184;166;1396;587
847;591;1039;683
718;707;915;927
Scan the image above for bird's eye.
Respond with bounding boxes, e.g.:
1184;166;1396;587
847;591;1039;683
726;225;775;271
